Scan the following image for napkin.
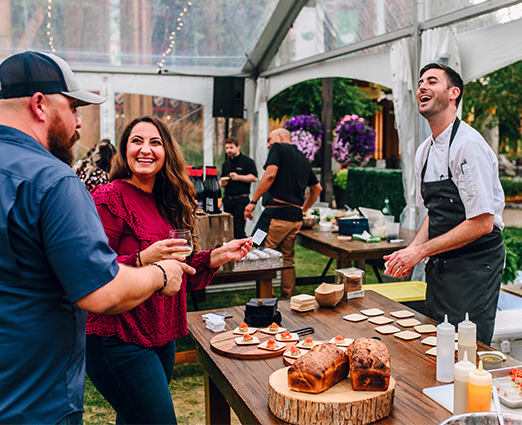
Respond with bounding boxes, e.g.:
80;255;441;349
202;313;227;332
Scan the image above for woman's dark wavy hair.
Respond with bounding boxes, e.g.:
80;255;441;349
110;116;199;248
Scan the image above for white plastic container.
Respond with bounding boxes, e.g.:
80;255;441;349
437;314;455;383
453;352;476;415
318;221;332;232
458;312;477;364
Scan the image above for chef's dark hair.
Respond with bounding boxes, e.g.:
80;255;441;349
419;63;463;107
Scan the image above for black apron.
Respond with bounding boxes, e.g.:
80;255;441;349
421;118;504;344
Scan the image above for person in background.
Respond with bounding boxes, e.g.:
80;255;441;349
245;128;322;299
384;63;505;344
220;136;258;239
86;116;253;425
74;138;116;191
0;51;193;424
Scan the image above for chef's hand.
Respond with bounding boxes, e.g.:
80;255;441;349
383;246;423;278
219;177;229;187
229;172;239;181
244;202;255;220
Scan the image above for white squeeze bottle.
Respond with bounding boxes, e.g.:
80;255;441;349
453;351;476;415
437;314;455;383
458;312;477;363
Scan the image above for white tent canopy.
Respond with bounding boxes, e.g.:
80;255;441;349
2;0;522;227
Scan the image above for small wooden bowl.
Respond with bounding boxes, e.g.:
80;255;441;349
315;283;344;307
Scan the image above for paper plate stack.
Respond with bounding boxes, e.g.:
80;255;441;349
314;283;344;307
290;294;315;312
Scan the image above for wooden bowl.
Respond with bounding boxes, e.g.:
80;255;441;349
314;283;344;307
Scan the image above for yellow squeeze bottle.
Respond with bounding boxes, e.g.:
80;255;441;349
468;360;492;412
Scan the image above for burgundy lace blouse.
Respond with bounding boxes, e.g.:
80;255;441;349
86;180;216;347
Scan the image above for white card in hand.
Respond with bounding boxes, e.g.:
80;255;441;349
252;229;267;245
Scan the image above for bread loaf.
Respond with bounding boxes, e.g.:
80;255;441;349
347;338;390;391
288;343;349;393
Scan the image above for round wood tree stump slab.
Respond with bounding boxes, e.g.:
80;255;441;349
210;331;294;360
268;367;395;425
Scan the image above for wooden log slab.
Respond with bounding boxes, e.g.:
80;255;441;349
210;331;295;360
268;367;395;425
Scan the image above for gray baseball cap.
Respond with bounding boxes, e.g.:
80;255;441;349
0;51;104;106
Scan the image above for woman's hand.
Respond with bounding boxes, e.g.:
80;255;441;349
139;239;192;265
210;238;253;269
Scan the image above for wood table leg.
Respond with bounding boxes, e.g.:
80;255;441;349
355;259;366;271
257;279;274;298
204;371;230;425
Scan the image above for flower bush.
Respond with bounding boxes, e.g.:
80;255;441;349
284;114;323;162
332;114;376;167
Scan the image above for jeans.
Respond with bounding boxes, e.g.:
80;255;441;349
86;334;177;424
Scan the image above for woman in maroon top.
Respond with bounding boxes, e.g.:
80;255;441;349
85;116;252;424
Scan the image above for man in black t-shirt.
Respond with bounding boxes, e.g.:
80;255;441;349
220;137;258;239
245;129;322;299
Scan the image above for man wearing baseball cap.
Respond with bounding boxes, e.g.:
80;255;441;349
0;51;195;424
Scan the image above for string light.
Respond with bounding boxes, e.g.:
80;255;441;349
46;0;57;53
156;1;192;72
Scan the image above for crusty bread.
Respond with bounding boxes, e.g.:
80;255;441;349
288;343;349;393
347;338;390;391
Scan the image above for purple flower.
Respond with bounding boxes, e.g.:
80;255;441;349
290;129;320;162
332;116;376;167
284;114;323;142
284;114;323;162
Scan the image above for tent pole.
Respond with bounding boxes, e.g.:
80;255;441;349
413;0;423;230
321;78;333;206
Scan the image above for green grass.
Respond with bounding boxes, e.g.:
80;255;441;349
85;228;522;423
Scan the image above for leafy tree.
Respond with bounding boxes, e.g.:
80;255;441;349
268;78;380;125
463;61;522;154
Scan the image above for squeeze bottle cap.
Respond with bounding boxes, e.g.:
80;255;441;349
437;314;455;335
454;351;476;379
458;312;477;332
468;360;492;385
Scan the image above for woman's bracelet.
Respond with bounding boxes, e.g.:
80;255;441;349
151;263;167;295
137;251;143;267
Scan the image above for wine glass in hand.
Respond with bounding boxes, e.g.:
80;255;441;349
169;229;193;259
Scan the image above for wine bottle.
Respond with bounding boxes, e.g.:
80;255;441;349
204;166;222;214
194;166;205;212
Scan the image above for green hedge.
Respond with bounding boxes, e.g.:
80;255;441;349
501;176;522;198
344;168;406;220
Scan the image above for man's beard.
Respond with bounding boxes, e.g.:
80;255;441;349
48;114;80;166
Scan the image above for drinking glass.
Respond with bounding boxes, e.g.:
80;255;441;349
169;229;193;258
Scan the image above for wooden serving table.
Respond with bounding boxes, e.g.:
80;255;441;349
187;291;520;425
501;283;522;298
296;227;416;282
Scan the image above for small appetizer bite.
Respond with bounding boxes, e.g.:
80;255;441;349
269;322;279;332
303;337;314;348
239;322;249;333
266;339;277;349
280;330;292;340
243;334;253;343
334;335;345;344
290;345;301;357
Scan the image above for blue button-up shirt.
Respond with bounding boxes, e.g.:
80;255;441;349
0;125;118;423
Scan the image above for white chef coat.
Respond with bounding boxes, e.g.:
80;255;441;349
415;119;505;230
